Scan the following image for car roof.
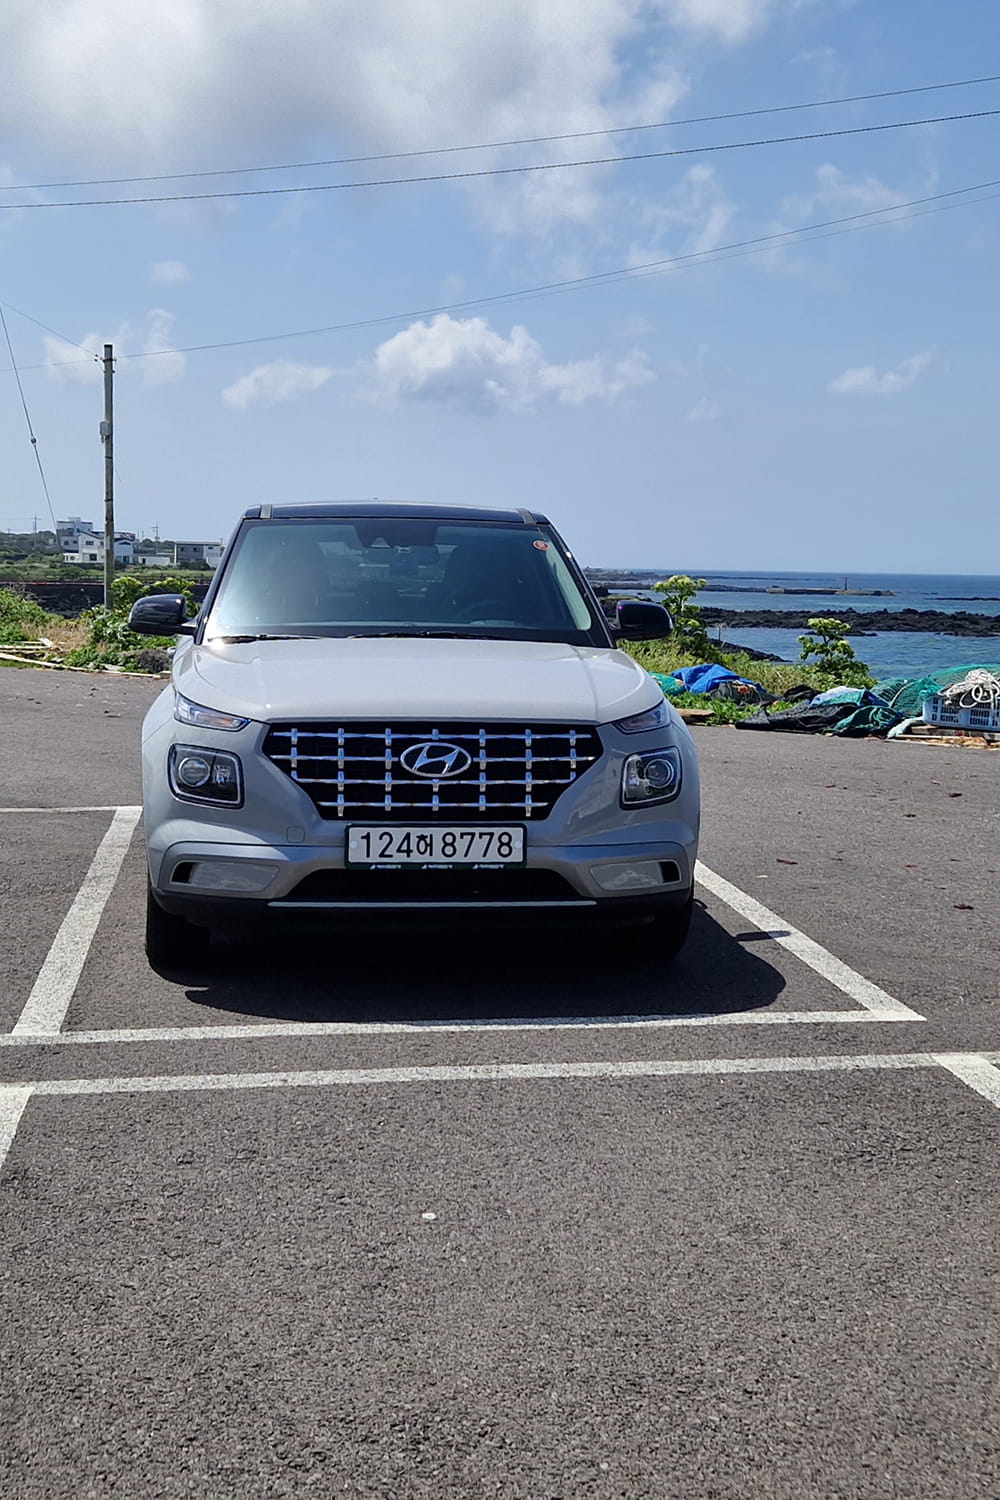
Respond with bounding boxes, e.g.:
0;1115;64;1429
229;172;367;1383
242;503;550;524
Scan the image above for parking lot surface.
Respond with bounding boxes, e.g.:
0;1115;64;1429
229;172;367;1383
2;666;1000;1498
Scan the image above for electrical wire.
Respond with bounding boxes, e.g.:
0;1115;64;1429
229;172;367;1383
4;71;999;192
0;299;101;360
1;108;998;211
0;304;59;530
4;175;998;379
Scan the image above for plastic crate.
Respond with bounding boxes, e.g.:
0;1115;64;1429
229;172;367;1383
922;694;1000;732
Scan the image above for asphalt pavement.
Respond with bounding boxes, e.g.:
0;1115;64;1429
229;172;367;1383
2;664;999;1499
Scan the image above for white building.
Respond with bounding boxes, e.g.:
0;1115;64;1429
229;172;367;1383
62;531;135;565
57;516;97;550
172;541;223;569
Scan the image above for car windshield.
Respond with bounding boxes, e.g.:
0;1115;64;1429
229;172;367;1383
204;518;600;644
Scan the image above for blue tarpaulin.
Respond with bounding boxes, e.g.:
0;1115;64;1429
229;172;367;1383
674;663;764;696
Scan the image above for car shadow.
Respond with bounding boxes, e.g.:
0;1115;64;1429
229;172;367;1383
176;901;789;1026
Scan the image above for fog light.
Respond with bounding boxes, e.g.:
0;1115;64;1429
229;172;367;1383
185;861;279;893
591;861;664;892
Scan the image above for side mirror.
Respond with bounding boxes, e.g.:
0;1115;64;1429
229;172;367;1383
128;594;195;636
614;599;674;641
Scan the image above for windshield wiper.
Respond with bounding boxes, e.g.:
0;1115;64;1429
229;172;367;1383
347;630;508;640
213;633;310;643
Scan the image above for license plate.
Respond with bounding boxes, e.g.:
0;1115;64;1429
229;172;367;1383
346;825;525;866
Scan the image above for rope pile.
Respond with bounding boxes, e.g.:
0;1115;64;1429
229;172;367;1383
940;668;1000;710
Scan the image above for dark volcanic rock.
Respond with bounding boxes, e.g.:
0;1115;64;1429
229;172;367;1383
700;607;1000;638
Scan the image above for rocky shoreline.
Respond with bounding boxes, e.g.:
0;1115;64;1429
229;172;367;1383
701;607;1000;639
6;581;1000;640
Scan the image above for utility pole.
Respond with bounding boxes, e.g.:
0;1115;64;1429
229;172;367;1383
100;344;114;606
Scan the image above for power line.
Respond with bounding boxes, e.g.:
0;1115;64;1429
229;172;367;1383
0;298;101;359
1;108;998;211
10;175;998;377
3;72;999;192
0;304;59;531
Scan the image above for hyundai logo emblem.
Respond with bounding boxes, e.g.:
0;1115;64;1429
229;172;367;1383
399;741;473;778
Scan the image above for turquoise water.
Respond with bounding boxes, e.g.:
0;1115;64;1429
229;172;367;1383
690;570;1000;617
713;628;999;679
627;571;1000;677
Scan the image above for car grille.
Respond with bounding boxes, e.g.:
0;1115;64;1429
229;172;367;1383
261;721;603;820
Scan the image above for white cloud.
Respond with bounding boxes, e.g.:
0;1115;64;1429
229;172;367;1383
663;0;783;44
778;164;917;228
627;165;735;269
149;259;190;285
828;353;933;397
41;331;105;384
43;309;186;385
0;2;803;231
760;163;923;274
368;313;654;414
141;308;185;385
222;360;335;412
686;397;720;422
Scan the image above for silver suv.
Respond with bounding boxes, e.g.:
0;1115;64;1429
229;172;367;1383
131;505;700;969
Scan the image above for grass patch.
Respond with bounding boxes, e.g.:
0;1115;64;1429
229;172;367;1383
623;639;841;722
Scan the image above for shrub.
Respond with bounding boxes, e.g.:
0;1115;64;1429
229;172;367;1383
65;574;193;670
0;587;48;645
798;616;874;687
652;574;722;662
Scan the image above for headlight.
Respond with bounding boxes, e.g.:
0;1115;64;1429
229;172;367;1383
174;693;250;732
614;700;669;734
621;747;682;806
168;744;243;805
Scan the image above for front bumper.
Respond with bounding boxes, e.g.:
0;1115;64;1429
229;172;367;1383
151;835;694;929
142;698;700;929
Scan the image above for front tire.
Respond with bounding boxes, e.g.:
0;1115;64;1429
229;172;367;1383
638;890;694;962
145;882;212;972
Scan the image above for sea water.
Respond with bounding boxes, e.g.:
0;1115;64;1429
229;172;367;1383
657;571;1000;678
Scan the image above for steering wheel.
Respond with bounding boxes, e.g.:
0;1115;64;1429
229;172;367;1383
453;598;524;625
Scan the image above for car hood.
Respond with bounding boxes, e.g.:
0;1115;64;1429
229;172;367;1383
175;637;659;724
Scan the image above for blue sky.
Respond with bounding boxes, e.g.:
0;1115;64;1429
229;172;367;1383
1;0;998;572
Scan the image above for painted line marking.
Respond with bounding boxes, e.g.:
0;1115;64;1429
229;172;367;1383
0;805;142;815
6;1054;1000;1174
934;1053;1000;1107
0;1085;33;1174
10;807;142;1038
696;861;921;1018
12;1052;946;1098
0;1009;922;1048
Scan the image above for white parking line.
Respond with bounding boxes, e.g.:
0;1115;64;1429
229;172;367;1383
695;862;921;1019
10;807;142;1037
0;806;141;814
0;1086;32;1173
934;1053;1000;1107
0;1009;920;1047
24;1052;940;1096
5;1052;1000;1174
4;812;920;1039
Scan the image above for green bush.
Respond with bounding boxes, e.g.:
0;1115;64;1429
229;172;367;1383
651;574;722;662
65;574;193;670
0;587;48;645
798;616;874;688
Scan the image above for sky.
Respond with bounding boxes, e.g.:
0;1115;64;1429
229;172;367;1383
1;0;999;573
